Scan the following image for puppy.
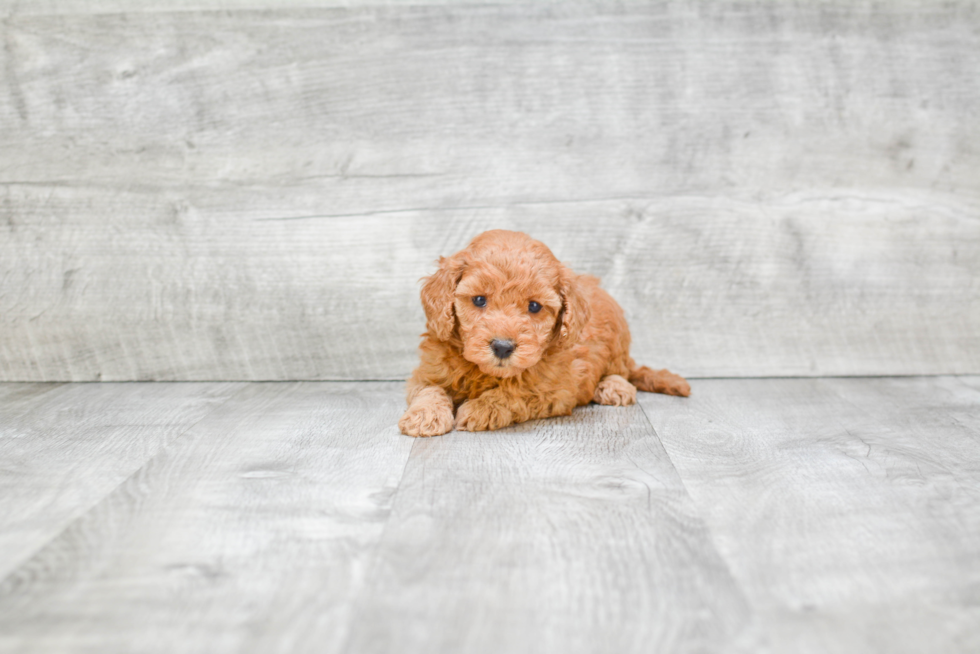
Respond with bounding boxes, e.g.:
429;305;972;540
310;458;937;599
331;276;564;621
399;230;690;437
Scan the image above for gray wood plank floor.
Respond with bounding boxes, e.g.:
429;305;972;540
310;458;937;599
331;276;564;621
1;377;978;653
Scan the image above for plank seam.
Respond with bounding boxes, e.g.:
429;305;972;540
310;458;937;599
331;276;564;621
0;382;250;587
634;397;756;618
333;427;419;654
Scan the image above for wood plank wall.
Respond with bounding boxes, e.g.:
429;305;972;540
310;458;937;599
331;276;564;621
1;1;978;381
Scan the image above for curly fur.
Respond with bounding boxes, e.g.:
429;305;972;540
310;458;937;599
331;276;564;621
399;230;690;437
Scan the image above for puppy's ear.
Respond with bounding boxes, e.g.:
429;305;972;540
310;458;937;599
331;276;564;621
557;266;590;345
420;256;465;341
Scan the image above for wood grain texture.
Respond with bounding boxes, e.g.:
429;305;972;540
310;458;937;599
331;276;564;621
637;376;980;654
0;0;498;14
0;382;414;654
0;382;63;410
2;189;976;381
1;378;979;652
0;381;243;579
341;403;750;654
2;2;979;381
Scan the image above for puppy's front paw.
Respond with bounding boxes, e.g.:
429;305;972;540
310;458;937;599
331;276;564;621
455;396;514;432
399;402;454;438
593;374;637;406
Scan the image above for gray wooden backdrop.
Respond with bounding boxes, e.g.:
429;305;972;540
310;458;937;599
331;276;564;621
1;0;978;381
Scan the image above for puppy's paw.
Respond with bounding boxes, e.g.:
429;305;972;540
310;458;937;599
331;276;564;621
399;401;454;438
455;395;514;432
660;371;691;397
593;374;637;406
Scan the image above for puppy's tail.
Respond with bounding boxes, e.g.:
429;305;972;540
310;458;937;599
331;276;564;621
628;364;691;397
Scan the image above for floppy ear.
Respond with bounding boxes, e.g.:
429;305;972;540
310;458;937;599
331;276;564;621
556;266;590;345
420;256;465;341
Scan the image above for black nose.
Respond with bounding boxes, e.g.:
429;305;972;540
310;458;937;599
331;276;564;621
490;339;516;359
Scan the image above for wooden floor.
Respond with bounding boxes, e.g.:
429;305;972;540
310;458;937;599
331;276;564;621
1;377;978;654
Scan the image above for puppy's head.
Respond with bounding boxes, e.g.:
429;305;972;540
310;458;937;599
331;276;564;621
420;230;589;378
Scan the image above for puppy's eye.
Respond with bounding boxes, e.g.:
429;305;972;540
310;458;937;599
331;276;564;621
528;301;542;314
472;296;487;308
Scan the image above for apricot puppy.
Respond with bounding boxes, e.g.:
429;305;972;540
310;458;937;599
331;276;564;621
399;230;690;437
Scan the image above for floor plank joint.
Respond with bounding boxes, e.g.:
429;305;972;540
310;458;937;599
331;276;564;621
1;377;978;653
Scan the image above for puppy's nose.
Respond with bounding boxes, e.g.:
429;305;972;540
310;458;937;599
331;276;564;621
490;339;516;359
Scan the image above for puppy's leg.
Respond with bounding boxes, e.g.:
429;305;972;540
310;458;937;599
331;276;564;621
455;388;515;432
456;387;576;432
628;365;691;397
399;386;455;437
593;374;637;406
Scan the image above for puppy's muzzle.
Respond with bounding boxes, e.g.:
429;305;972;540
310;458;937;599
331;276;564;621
490;338;516;359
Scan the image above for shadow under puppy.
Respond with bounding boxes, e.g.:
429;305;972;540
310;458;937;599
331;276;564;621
400;230;690;437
